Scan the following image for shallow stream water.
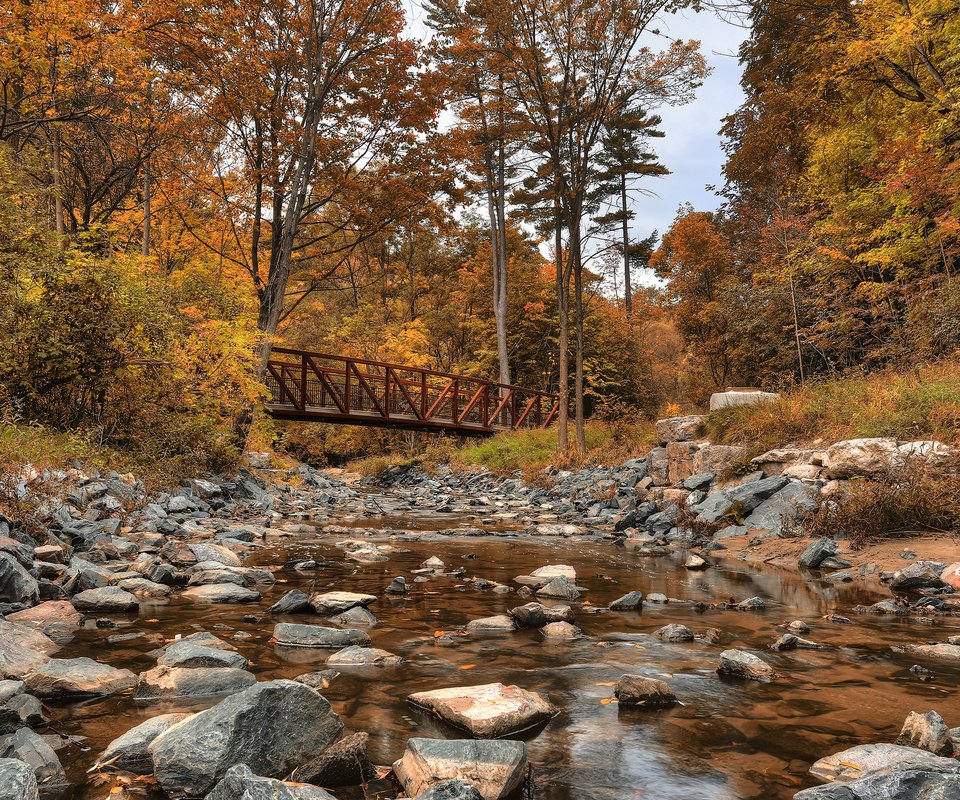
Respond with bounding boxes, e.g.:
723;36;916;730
49;507;960;800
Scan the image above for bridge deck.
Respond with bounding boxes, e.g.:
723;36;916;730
264;348;558;436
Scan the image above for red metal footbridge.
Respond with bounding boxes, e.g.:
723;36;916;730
264;347;558;435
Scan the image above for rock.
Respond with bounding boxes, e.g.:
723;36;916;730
327;606;378;627
794;770;960;799
0;556;38;607
149;680;343;798
0;727;67;791
822;437;899;478
71;586;139;613
786;620;810;634
692;444;749;476
654;624;694;642
182;584;260;604
799;537;839;569
535;576;580;601
466;616;516;633
385;577;407;595
135;665;256;700
292;670;339;691
420;556;445;572
95;713;192;774
897;711;953;755
682;472;714;491
709;390;779;410
408;683;555;738
116;577;172;598
771;633;822;651
205;763;336;799
187;543;242;567
5;602;82;640
541;621;580;639
272;623;370;649
508;603;572;628
904;643;960;660
326;646;402;666
615;675;678;707
308;591;376;615
647;447;669;485
655;415;705;446
891;562;946;592
530;565;576;581
666;441;701;484
608;592;643;611
0;757;38;799
0;623;57;681
290;732;374;787
158;641;248;670
393;738;527;800
417;780;484;800
23;657;136;697
940;563;960;591
717;649;777;682
693;476;789;523
683;554;708;570
808;742;960;783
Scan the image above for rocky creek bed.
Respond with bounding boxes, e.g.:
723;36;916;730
1;434;960;800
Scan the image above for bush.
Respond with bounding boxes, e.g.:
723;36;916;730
798;461;960;547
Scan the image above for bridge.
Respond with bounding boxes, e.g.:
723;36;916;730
264;347;559;435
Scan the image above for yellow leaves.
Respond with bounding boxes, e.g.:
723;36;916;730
599;697;616;704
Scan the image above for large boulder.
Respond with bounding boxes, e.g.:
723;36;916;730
0;727;67;792
308;592;376;616
693;477;789;523
709;390;778;410
647;447;670;486
268;590;311;615
134;666;256;700
794;770;960;799
158;642;248;670
0;757;38;800
799;538;840;569
692;445;749;476
0;555;39;606
822;438;899;478
615;675;678;708
0;623;58;680
6;602;83;641
272;623;370;649
23;657;135;698
187;543;242;567
509;603;573;628
71;586;139;613
181;584;260;604
95;713;192;774
408;683;555;738
896;711;953;756
655;415;705;446
290;731;374;787
717;649;777;682
418;780;484;800
149;680;343;798
890;562;946;592
808;743;960;783
393;738;527;800
205;763;336;799
666;442;701;484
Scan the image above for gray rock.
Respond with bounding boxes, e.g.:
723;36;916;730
717;649;777;682
794;770;960;800
541;621;580;639
267;590;311;615
0;728;66;791
135;665;256;700
737;596;766;611
205;763;336;799
327;606;378;627
408;683;555;738
308;591;377;616
535;576;580;601
891;562;947;592
149;680;343;798
182;584;260;604
95;713;192;774
682;473;714;491
808;743;960;783
158;642;248;670
0;757;38;799
117;577;172;598
385;577;407;595
654;624;694;642
418;779;484;800
799;537;840;569
272;623;370;649
393;738;527;800
23;657;136;697
325;646;402;666
608;592;643;611
615;675;678;707
0;623;57;680
655;415;705;446
509;603;573;628
897;711;953;755
0;556;39;607
771;633;823;651
71;586;139;613
466;616;515;633
693;476;789;523
290;731;374;787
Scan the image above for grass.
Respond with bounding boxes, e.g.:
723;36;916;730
704;360;960;452
0;421;117;474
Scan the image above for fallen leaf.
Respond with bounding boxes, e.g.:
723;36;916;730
460;664;476;670
600;698;616;704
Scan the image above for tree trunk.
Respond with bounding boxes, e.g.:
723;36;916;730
555;200;569;453
142;156;151;257
495;132;510;389
621;172;632;316
570;212;586;452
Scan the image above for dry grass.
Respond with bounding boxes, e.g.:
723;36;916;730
798;461;960;547
704;360;960;452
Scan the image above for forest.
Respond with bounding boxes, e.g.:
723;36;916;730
0;0;958;479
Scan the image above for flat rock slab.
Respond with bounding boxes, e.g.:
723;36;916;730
408;683;556;738
157;641;248;670
393;738;527;800
134;665;256;700
904;643;960;660
181;584;260;604
466;616;516;633
71;587;139;612
530;565;576;581
149;680;342;798
308;591;377;615
24;657;136;698
326;646;401;667
6;602;82;630
273;623;370;649
794;769;960;799
809;743;960;783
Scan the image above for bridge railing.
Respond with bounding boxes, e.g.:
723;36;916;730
264;347;558;433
